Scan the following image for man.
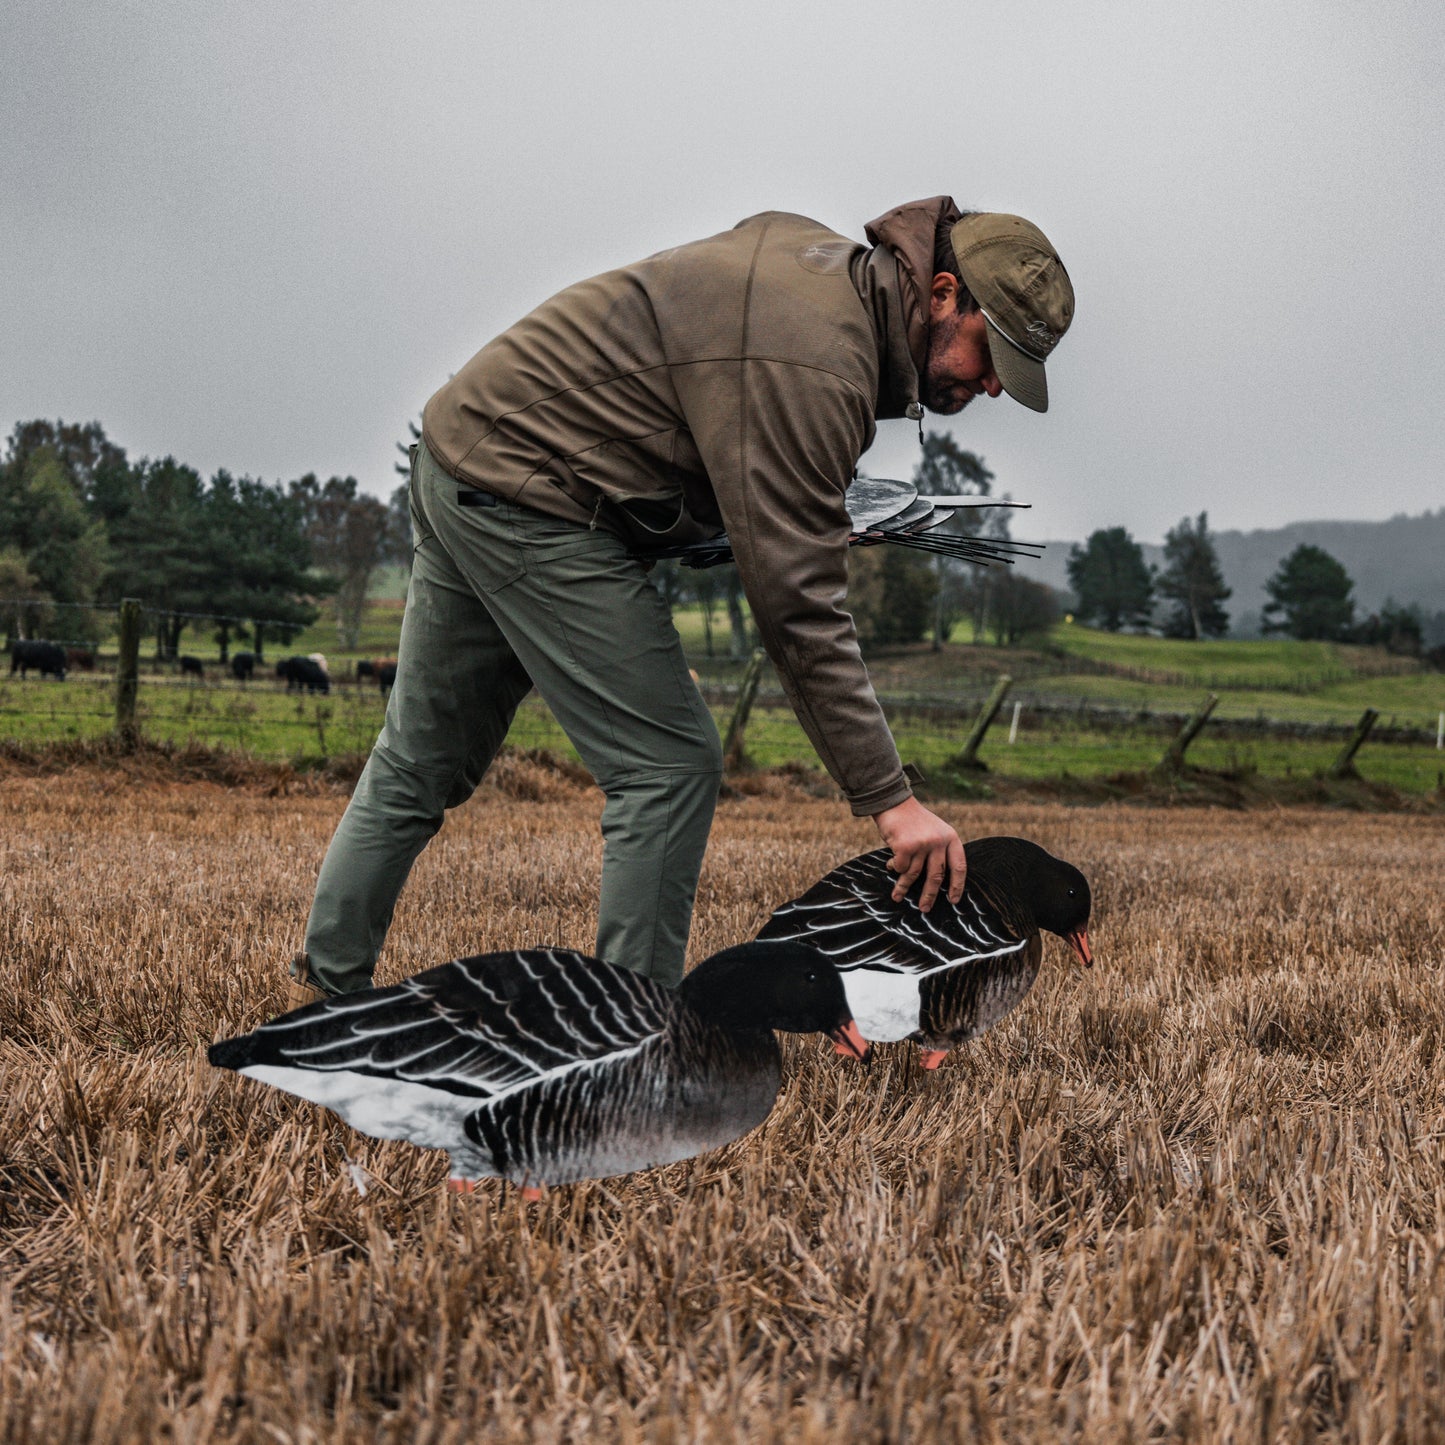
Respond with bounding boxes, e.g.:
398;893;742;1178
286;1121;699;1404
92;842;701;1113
289;197;1073;1005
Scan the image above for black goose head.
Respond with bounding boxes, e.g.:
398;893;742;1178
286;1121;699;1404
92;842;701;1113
679;940;870;1058
964;836;1094;966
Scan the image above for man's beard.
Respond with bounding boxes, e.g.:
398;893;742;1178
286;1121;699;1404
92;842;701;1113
919;311;976;415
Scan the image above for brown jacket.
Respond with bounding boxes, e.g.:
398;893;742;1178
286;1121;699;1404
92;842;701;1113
423;197;961;816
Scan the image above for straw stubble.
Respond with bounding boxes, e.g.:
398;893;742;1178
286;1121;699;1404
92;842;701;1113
1;759;1443;1441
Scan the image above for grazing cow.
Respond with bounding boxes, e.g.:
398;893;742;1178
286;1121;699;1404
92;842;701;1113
231;651;257;682
276;655;331;694
65;647;97;672
356;657;397;693
179;655;204;679
308;653;330;681
9;640;67;680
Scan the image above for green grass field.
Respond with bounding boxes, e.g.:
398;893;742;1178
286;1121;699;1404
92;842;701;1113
1049;626;1354;684
1018;670;1445;729
724;707;1445;795
10;677;1439;796
6;606;1443;794
0;672;391;758
1013;628;1442;730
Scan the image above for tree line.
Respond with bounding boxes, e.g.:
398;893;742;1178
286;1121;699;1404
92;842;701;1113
26;418;1311;666
1065;516;1434;654
0;419;410;659
0;421;1069;663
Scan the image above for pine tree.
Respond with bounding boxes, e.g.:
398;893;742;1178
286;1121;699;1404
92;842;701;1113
1157;512;1231;639
1065;527;1154;631
290;473;390;649
909;431;997;649
1262;544;1355;641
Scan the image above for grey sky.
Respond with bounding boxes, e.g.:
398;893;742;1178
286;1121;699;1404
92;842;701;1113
4;0;1442;544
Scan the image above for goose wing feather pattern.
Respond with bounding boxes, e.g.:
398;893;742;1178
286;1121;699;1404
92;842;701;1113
756;837;1091;1056
245;948;670;1099
759;848;1026;977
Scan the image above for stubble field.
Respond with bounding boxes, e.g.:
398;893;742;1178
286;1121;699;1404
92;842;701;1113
1;757;1443;1442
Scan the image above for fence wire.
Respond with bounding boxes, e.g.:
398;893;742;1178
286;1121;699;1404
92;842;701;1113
4;600;1443;790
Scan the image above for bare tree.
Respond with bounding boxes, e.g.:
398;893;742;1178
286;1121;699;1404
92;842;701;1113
291;475;391;649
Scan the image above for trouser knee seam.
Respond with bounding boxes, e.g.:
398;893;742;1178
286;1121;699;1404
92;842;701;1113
371;740;455;782
373;740;479;806
597;766;723;791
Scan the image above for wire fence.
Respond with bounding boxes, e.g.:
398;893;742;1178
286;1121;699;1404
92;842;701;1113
4;600;1444;791
0;669;569;756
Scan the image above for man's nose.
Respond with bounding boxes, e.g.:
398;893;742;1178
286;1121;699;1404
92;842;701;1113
982;371;1003;399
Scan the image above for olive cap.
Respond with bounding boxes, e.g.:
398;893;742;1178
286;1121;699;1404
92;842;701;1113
949;213;1074;412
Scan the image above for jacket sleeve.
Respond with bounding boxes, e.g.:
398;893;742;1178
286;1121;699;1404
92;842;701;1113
671;356;912;817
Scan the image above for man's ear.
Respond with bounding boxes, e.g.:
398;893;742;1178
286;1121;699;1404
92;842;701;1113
929;272;959;319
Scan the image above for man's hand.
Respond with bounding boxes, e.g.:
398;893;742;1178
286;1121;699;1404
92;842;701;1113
871;797;966;912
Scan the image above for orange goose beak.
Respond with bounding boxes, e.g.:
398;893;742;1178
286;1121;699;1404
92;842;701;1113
1066;929;1093;968
828;1020;872;1062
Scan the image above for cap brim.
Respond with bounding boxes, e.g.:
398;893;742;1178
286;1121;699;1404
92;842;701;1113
984;317;1049;413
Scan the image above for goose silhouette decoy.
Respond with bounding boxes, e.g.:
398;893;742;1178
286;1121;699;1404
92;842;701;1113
757;836;1092;1069
208;939;868;1197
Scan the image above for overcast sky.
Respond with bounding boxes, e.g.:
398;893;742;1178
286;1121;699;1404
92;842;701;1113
4;0;1441;544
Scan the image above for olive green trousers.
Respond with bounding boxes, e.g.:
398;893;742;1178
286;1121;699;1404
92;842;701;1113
302;442;722;993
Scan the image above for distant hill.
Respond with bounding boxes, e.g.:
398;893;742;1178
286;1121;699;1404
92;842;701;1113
1013;509;1445;638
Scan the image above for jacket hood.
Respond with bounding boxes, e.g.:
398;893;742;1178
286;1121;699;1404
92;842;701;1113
864;195;961;379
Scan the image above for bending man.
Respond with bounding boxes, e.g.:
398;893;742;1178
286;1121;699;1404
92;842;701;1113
290;196;1074;1003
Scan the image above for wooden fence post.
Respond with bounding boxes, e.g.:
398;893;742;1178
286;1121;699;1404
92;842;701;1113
1328;708;1379;779
1158;693;1218;773
722;649;766;770
952;675;1012;771
115;598;142;748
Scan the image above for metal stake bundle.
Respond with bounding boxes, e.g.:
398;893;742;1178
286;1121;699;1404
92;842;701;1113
631;477;1040;570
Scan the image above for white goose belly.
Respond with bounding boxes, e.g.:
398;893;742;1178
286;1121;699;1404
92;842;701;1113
243;1064;476;1154
842;969;924;1042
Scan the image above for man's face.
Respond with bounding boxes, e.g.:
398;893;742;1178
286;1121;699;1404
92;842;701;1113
920;276;1003;415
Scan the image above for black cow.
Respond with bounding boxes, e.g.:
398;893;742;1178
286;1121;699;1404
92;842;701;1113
65;646;97;672
231;651;257;682
179;655;204;679
9;640;67;680
276;655;330;694
356;657;396;694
